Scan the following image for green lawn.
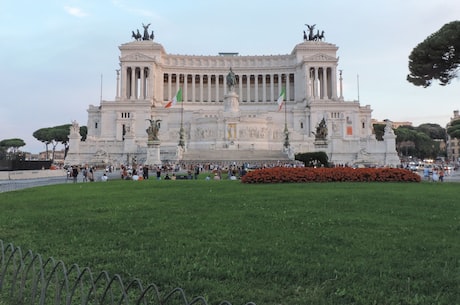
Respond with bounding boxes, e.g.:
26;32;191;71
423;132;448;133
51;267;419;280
0;179;459;305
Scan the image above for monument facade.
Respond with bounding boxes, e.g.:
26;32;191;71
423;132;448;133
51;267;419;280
65;25;400;167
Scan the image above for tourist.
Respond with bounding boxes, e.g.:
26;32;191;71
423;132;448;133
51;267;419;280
156;167;161;180
101;173;108;182
82;167;88;182
213;173;221;180
132;169;139;181
88;167;95;182
120;166;126;179
142;166;149;179
439;168;445;182
72;166;79;183
171;173;177;180
164;173;171;180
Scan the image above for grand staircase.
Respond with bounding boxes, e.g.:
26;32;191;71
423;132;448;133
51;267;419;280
181;149;290;162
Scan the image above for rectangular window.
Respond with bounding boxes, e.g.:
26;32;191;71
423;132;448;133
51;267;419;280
347;126;353;135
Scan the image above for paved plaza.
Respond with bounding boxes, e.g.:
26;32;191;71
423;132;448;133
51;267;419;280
1;169;459;193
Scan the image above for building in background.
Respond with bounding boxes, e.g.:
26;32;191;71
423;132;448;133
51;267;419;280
66;25;400;167
447;110;460;162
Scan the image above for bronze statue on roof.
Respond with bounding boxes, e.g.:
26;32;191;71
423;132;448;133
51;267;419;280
131;24;154;41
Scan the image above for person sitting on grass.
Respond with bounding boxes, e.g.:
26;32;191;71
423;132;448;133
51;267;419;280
101;173;108;182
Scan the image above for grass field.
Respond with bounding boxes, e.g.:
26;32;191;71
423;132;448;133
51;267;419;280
0;179;459;305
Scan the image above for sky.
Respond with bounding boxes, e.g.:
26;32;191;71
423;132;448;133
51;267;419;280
1;0;460;154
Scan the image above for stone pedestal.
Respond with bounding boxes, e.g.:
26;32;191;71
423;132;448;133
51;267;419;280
145;140;162;166
224;92;239;113
283;146;295;160
176;145;185;160
382;121;401;166
65;123;82;166
314;140;328;148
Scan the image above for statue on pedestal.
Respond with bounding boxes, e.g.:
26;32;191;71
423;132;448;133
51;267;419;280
146;119;161;141
384;119;395;135
226;68;237;92
70;120;80;135
314;118;328;140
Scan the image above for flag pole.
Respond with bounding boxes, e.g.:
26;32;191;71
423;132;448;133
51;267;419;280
283;87;290;149
178;86;185;147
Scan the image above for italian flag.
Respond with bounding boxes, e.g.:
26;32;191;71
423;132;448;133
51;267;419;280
165;88;182;108
277;88;285;111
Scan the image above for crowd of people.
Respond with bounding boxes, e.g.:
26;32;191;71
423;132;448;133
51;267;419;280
422;166;446;182
67;165;102;183
105;160;305;182
67;159;457;183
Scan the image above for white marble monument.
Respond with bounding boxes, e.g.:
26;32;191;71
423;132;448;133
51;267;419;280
65;25;400;167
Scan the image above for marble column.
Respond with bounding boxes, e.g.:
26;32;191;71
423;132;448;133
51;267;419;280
199;74;204;102
192;74;196;102
254;74;259;102
130;67;136;100
262;74;266;102
322;67;327;99
270;74;274;102
140;67;145;99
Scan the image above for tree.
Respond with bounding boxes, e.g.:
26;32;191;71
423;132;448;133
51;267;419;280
372;123;386;141
407;21;460;87
417;123;446;140
33;128;54;160
53;124;72;159
33;124;87;160
33;125;69;160
395;126;443;159
447;120;460;139
295;151;329;167
0;138;26;160
79;126;88;141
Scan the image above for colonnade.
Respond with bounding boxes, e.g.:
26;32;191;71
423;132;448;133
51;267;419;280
162;72;296;103
306;66;338;100
119;66;151;100
118;65;339;102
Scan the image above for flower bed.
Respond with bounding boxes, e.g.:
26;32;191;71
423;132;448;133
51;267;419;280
241;167;421;183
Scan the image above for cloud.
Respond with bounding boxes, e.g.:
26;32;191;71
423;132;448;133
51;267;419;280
64;6;88;17
111;0;155;17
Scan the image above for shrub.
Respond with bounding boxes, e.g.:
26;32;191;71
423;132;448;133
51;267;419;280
241;167;421;183
295;151;329;167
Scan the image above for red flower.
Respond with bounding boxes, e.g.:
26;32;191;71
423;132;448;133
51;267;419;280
241;167;421;183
